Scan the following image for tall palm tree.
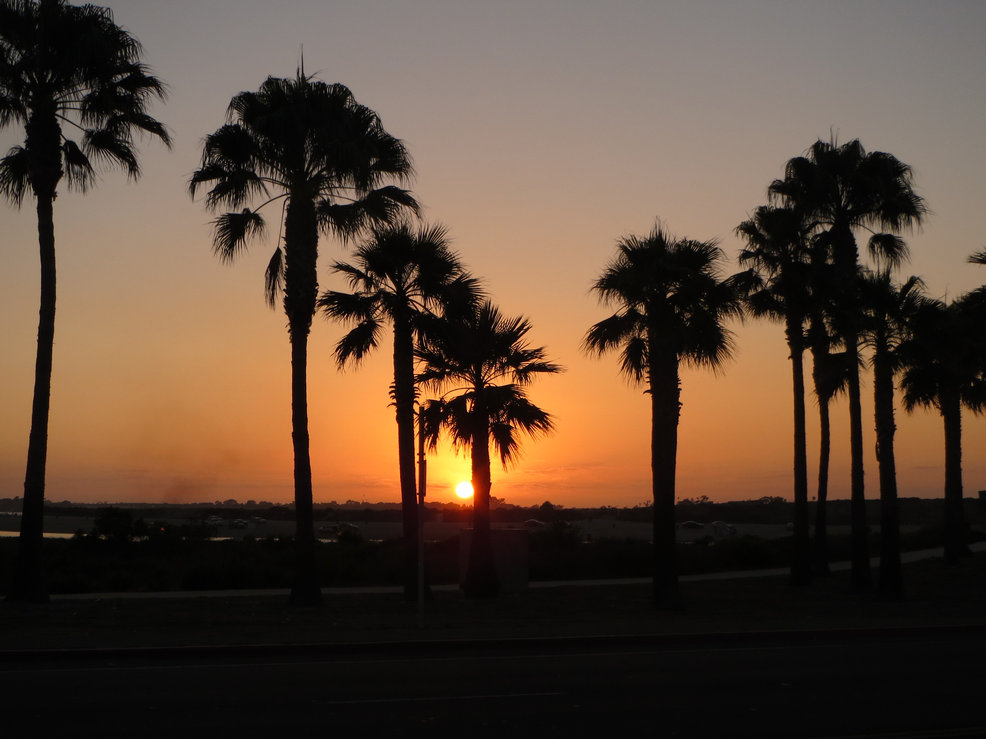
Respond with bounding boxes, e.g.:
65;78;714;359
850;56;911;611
417;300;561;597
808;332;850;577
769;138;928;589
1;0;170;602
736;205;814;585
584;224;745;607
859;270;926;599
318;220;479;600
900;296;985;564
189;72;417;605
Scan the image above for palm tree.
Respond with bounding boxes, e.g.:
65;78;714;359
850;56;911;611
900;296;985;564
584;224;745;607
859;270;926;599
808;332;850;577
417;300;561;597
1;0;170;602
189;72;417;605
318;220;479;600
769;138;928;589
736;205;814;585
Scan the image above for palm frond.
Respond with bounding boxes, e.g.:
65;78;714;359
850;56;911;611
0;144;29;205
82;125;140;178
317;186;419;241
867;233;909;268
334;318;382;367
317;286;360;313
212;209;265;263
61;137;95;191
619;336;648;383
419;399;447;453
812;349;852;402
264;246;284;308
583;310;644;357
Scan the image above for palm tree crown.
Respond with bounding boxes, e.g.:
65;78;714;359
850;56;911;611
418;300;561;466
319;221;478;366
768;138;927;265
736;205;814;323
189;71;418;321
1;0;171;201
899;295;985;418
584;226;744;377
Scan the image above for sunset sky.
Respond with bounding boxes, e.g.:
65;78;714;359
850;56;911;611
2;0;985;508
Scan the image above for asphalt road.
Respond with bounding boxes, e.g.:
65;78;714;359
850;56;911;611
3;631;984;738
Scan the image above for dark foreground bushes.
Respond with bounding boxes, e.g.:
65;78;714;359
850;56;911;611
0;523;974;595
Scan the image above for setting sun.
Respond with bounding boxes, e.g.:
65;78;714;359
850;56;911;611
455;481;474;499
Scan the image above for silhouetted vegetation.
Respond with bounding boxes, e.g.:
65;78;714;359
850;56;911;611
419;300;562;597
320;220;480;600
1;0;170;603
2;0;983;623
737;204;816;585
768;138;929;591
190;71;417;606
585;224;746;607
3;499;980;595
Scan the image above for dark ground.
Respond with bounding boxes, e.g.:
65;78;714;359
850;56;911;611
2;552;984;653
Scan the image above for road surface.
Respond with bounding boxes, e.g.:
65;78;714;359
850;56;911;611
2;630;983;737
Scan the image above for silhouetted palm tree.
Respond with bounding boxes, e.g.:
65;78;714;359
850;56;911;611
808;332;850;576
585;224;745;607
900;296;985;564
859;270;926;599
769;138;927;589
189;72;417;605
737;205;814;585
1;0;170;602
418;300;561;597
319;220;479;599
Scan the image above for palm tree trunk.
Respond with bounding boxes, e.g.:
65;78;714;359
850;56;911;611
284;196;321;606
813;394;832;577
873;345;903;599
846;334;872;590
464;407;498;597
650;348;681;608
786;320;812;586
9;191;57;604
288;327;321;605
941;392;967;564
809;339;832;577
833;221;871;590
392;319;422;600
